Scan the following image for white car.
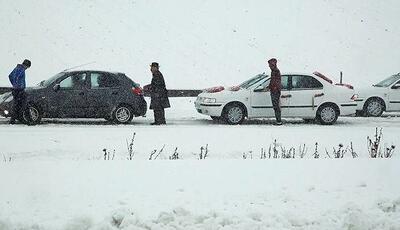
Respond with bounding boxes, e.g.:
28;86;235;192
195;72;358;125
356;73;400;117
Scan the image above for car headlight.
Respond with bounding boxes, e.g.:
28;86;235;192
203;98;217;103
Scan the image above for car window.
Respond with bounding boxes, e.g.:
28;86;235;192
291;75;323;90
91;73;119;88
281;75;289;90
239;74;266;89
253;76;289;91
254;79;270;90
59;73;87;89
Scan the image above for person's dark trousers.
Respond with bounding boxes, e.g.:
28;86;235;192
153;108;166;124
10;89;26;123
270;91;281;123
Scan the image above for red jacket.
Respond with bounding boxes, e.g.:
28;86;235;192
268;68;281;92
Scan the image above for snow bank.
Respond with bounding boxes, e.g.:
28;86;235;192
0;159;399;229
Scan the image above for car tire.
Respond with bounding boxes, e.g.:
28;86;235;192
223;103;245;125
363;98;384;117
113;104;133;124
317;104;338;125
22;104;42;125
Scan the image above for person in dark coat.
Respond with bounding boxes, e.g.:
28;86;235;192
148;62;170;125
267;58;282;125
8;59;31;124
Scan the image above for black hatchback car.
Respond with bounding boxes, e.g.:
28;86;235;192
0;70;147;125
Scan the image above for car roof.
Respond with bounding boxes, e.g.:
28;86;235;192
62;70;125;75
281;72;318;76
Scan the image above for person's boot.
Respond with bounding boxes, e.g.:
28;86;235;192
9;119;16;125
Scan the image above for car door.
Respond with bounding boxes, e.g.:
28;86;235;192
250;75;290;118
86;72;121;117
287;75;324;117
48;72;89;118
388;80;400;111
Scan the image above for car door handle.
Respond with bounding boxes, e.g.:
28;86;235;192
314;93;324;97
281;94;292;98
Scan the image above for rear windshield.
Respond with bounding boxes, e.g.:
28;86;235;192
239;74;267;89
118;73;140;87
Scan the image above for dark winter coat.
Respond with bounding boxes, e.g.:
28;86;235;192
9;64;26;89
149;70;170;110
268;68;281;93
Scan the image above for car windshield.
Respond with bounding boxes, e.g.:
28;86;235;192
239;73;267;89
39;72;65;87
374;74;400;87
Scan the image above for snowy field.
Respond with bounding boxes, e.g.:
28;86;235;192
1;0;400;229
1;98;400;229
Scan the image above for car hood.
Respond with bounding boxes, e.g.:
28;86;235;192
356;86;388;98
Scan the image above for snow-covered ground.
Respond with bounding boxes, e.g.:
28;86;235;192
1;0;400;228
1;98;399;229
0;98;400;161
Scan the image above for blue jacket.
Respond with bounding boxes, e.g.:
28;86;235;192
9;64;26;89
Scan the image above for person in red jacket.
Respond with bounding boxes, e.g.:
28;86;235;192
267;58;282;125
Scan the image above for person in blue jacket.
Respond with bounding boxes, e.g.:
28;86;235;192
8;59;31;124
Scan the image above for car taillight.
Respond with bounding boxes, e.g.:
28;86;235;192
351;94;358;100
132;87;143;95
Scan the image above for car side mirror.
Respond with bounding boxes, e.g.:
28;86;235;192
53;84;60;92
392;83;400;89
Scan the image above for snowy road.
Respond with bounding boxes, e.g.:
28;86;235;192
0;98;399;161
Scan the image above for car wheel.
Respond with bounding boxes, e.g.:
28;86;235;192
113;105;133;124
22;104;42;125
363;98;384;117
223;103;245;125
317;104;338;125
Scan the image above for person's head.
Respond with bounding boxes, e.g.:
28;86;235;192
22;59;31;69
268;58;277;70
150;62;159;74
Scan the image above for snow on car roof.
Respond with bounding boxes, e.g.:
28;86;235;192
63;70;125;75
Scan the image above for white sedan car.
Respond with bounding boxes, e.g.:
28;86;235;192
195;72;358;125
356;73;400;117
